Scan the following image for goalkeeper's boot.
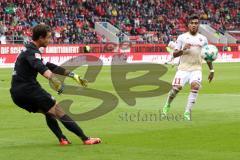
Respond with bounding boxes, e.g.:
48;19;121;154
184;111;191;121
83;137;101;145
162;103;170;116
59;137;71;145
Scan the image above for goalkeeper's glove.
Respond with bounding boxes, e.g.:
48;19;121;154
68;72;88;87
49;76;64;94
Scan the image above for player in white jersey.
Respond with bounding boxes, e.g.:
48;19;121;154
162;14;214;120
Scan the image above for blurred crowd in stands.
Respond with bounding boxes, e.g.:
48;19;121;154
0;0;239;44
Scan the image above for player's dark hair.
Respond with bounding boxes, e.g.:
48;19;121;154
32;24;51;41
187;14;199;24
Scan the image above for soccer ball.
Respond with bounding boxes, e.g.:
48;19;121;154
84;45;91;53
201;44;218;62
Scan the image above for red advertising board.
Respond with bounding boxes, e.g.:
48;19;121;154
1;52;240;67
0;44;239;54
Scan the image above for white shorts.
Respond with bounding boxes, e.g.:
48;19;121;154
172;70;202;87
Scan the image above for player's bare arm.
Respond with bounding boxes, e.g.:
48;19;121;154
173;43;191;58
207;61;214;83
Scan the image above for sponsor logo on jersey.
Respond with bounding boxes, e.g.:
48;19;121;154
35;53;42;60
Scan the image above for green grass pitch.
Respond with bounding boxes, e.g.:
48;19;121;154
0;63;239;160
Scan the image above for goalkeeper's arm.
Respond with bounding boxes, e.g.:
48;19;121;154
45;62;71;76
45;62;88;87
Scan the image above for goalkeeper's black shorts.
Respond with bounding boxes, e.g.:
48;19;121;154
10;85;56;113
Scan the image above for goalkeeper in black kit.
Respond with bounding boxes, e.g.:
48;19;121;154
10;24;101;145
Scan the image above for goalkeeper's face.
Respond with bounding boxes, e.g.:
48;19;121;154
188;19;199;35
40;32;52;47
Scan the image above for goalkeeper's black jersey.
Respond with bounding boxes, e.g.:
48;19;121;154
10;42;66;91
11;42;48;88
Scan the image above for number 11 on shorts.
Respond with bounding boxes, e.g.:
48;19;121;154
174;78;181;85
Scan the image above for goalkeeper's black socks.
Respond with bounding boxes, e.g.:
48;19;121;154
60;114;89;141
45;114;66;141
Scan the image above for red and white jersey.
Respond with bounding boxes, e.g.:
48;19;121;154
175;32;208;71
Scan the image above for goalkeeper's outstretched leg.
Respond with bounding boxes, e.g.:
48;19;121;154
45;103;101;145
